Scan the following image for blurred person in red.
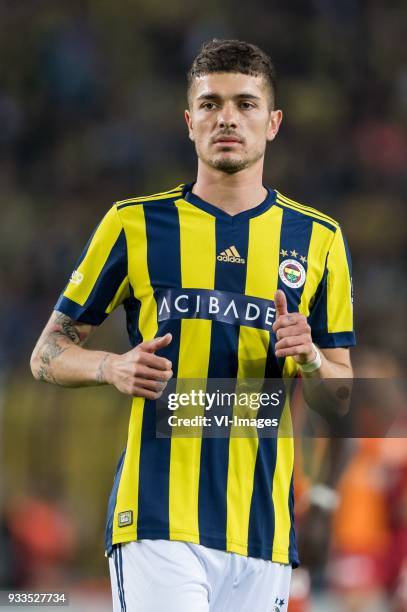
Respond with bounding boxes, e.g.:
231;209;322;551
288;386;353;612
328;349;406;611
6;494;77;589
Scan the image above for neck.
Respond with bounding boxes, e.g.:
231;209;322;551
192;158;267;215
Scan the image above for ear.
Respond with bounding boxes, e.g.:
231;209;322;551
266;109;283;142
184;109;195;142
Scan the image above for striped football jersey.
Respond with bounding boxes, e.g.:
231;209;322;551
55;183;355;567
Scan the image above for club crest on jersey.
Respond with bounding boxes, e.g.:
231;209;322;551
279;259;306;289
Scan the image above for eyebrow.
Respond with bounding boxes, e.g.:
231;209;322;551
197;92;261;101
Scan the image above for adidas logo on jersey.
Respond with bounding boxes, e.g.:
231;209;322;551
217;245;245;264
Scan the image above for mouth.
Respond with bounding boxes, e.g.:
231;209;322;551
213;135;243;145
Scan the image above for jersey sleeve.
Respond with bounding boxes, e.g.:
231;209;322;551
55;205;130;325
308;226;356;348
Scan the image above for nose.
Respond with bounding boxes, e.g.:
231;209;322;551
217;102;238;129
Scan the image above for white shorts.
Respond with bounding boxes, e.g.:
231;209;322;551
109;539;292;612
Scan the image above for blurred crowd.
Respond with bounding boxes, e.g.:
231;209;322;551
0;0;405;369
0;0;406;609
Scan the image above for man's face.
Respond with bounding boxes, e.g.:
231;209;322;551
185;72;282;174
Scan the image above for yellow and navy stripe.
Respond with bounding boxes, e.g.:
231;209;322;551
116;185;184;209
136;194;183;540
55;206;129;324
275;190;339;230
197;195;250;551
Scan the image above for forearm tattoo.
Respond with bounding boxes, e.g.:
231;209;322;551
96;353;109;383
35;312;90;383
36;365;57;384
53;311;84;344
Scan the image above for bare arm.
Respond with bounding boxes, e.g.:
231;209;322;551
301;347;353;417
30;311;173;398
304;347;353;379
273;291;353;415
30;311;100;386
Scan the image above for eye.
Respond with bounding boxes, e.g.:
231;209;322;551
240;101;255;110
201;102;217;110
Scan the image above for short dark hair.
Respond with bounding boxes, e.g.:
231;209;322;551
187;39;277;108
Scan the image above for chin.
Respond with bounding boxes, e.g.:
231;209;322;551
211;156;248;174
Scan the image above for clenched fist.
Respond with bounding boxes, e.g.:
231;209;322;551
102;333;173;399
273;290;316;365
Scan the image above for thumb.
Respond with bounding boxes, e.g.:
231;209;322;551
138;333;173;353
274;289;288;318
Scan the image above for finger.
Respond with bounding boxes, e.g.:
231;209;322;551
132;364;173;381
132;377;168;392
131;386;164;400
274;290;288;318
276;322;311;341
133;351;172;371
275;334;311;351
272;313;302;333
138;333;172;353
275;344;310;358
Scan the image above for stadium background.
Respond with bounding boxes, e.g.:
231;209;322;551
0;1;406;610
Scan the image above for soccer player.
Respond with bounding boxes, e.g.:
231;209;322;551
30;40;355;612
